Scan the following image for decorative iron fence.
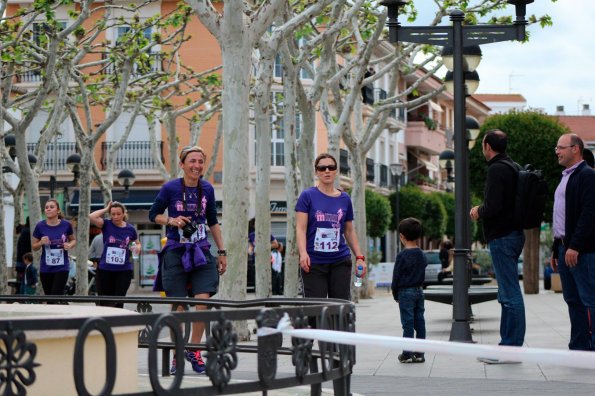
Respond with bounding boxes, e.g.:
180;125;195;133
0;295;355;396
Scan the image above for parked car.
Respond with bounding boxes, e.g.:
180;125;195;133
423;250;443;287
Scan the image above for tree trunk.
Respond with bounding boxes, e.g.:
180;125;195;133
253;54;275;299
74;145;93;295
217;3;251;309
281;58;301;298
350;151;368;300
523;227;540;294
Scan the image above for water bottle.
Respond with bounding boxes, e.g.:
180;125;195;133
130;242;139;260
354;265;364;288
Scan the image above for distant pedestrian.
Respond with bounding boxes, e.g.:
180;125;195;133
89;232;104;268
247;217;284;294
15;217;32;294
438;239;453;282
22;252;38;296
551;134;595;351
470;129;526;351
391;218;427;364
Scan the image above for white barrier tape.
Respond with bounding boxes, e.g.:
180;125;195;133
258;313;595;369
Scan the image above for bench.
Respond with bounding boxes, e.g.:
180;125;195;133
438;276;494;286
423;285;498;305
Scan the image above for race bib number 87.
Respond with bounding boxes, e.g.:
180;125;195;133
46;248;64;266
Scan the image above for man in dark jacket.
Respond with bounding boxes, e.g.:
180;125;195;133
551;134;595;351
470;129;526;350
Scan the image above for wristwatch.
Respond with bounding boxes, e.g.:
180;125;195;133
217;249;227;256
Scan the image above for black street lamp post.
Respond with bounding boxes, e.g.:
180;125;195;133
381;0;533;342
390;163;404;253
439;149;454;192
117;169;136;198
65;153;81;212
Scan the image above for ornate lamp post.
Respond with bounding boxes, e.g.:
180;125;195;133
117;169;136;197
439;149;454;192
381;0;533;342
390;163;404;253
66;153;81;185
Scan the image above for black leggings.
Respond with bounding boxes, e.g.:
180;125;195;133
96;269;133;308
40;271;69;297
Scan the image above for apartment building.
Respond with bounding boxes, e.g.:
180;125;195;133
5;1;490;271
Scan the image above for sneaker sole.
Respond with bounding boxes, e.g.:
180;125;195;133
477;357;521;364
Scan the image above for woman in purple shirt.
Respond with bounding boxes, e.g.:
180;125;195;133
31;199;76;296
296;153;366;300
148;145;227;375
89;201;140;308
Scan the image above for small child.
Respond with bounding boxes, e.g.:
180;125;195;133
22;252;38;296
391;218;427;363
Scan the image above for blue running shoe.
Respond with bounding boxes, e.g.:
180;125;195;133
185;350;205;374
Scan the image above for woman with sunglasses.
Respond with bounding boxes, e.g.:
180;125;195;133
89;201;140;307
31;199;76;297
296;153;366;300
149;145;227;375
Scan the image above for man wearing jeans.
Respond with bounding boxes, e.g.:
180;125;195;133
551;134;595;351
471;129;525;352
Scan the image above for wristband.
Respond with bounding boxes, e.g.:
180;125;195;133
356;255;365;261
217;249;227;256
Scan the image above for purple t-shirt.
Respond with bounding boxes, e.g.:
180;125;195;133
153;178;217;243
295;187;354;264
32;219;74;273
99;219;138;271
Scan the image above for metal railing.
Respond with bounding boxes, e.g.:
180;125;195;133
101;140;164;170
26;142;77;172
102;52;163;76
0;295;354;396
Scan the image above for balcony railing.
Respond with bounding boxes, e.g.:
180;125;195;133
373;88;405;121
18;67;43;83
27;142;77;172
101;140;164;170
102;52;163;76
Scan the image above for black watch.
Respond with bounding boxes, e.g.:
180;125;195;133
217;249;227;256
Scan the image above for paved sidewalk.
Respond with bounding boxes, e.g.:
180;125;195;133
132;284;595;395
350;287;595;395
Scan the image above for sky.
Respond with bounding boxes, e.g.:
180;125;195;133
415;0;595;115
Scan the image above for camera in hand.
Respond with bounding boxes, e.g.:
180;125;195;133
182;221;198;239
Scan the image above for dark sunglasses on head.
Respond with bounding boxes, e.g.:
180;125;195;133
316;164;337;172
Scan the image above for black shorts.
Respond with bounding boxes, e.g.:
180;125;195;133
300;257;352;300
162;247;219;297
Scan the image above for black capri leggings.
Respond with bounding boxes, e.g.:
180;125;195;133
40;271;69;297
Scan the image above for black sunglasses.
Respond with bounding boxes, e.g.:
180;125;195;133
316;164;337;172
